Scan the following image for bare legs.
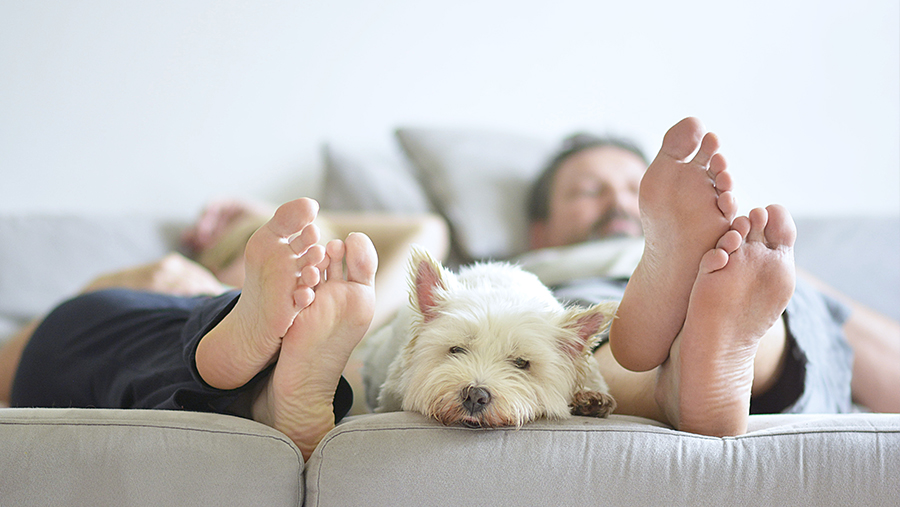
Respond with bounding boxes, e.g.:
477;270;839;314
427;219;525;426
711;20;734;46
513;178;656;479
193;198;377;459
605;118;797;436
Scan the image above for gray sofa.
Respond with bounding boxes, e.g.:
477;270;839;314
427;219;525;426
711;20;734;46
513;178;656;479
1;408;897;506
2;126;899;506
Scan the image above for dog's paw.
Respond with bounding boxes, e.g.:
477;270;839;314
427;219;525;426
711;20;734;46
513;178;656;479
569;390;616;418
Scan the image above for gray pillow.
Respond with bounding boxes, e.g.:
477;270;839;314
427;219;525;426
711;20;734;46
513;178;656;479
0;215;180;324
320;143;433;214
396;127;553;262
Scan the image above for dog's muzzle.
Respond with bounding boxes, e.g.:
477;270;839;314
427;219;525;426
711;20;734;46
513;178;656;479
461;386;492;415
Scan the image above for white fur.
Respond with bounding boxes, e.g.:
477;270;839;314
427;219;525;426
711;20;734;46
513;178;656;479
372;247;617;428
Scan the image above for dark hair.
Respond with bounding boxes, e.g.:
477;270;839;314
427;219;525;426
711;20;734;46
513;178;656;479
527;132;648;223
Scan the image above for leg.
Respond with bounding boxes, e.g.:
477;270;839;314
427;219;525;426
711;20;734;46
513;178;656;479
0;321;39;406
82;253;228;296
251;233;377;459
799;270;900;413
655;205;796;435
595;314;792;424
610;117;738;372
845;308;900;412
0;253;227;406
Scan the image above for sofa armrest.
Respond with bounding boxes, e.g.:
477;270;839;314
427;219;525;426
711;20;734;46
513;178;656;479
0;408;303;507
307;412;900;507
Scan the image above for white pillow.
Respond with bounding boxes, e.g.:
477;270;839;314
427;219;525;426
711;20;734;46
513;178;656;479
396;127;554;262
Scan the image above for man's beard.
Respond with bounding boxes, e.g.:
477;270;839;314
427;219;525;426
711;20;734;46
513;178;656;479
587;208;642;240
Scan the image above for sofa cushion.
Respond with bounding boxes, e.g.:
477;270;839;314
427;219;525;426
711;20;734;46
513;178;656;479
306;411;900;507
0;408;303;507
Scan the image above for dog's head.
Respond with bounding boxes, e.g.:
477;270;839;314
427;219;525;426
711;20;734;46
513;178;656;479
394;247;615;428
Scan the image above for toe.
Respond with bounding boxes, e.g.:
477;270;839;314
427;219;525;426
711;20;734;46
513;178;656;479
298;245;325;284
690;132;720;167
299;264;320;287
747;208;769;243
699;247;729;274
659;117;705;161
298;244;326;269
711;155;731;190
289;224;321;254
293;287;315;309
269;198;319;238
716;190;738;221
731;216;751;239
344;233;378;286
325;239;346;280
716;229;743;255
763;204;797;248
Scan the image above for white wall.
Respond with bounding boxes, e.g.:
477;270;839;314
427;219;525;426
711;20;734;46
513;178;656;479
2;0;898;219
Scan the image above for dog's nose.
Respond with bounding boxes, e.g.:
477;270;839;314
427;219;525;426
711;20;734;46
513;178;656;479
461;386;492;414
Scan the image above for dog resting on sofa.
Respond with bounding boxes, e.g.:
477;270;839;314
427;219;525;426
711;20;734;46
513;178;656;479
367;247;617;428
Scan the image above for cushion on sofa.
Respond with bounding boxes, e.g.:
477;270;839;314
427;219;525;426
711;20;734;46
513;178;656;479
0;408;304;507
306;411;900;507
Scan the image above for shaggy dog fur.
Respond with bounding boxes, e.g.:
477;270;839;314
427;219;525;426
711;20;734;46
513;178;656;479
371;247;617;428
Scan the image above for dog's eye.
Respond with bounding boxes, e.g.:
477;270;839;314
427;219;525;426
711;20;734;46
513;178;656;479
449;346;467;355
513;358;530;370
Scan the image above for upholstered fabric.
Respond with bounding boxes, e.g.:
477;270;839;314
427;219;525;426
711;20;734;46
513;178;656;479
306;411;900;507
0;408;304;507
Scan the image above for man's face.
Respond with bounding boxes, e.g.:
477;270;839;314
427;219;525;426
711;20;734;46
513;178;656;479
530;146;646;249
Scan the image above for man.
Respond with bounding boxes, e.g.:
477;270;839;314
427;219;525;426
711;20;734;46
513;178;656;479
526;117;899;435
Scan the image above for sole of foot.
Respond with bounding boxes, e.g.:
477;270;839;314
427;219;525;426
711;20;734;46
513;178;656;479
255;232;378;460
611;117;738;372
656;205;796;436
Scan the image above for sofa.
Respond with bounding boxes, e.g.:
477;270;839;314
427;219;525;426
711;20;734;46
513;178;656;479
2;126;898;506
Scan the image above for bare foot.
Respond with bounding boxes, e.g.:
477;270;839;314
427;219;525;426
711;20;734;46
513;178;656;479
655;205;796;436
252;233;377;460
610;117;738;371
195;198;326;390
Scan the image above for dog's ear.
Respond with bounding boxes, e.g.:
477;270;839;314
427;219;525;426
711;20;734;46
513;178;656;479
408;246;447;323
560;302;618;357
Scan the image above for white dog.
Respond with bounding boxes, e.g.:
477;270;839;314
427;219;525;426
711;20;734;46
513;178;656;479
363;247;617;428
